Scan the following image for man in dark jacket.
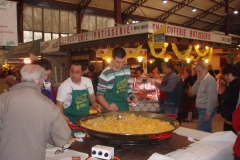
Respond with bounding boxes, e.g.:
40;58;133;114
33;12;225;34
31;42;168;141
156;62;181;114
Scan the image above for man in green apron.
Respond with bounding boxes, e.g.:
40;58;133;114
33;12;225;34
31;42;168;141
56;61;99;125
97;47;136;111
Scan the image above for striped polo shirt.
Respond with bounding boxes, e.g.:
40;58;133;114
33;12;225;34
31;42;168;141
97;65;133;97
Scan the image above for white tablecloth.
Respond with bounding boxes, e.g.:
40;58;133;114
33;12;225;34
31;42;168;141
148;128;237;160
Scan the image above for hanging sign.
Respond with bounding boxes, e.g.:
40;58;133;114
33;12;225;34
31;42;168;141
152;24;166;48
59;21;232;46
0;1;18;46
149;22;231;44
59;32;93;45
13;42;33;55
40;39;60;53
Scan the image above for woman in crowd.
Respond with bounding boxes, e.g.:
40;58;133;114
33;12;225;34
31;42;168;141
149;66;159;78
221;64;240;132
216;68;227;114
135;67;146;78
181;67;196;122
32;59;56;103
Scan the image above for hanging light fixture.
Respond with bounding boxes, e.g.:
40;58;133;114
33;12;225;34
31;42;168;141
137;56;144;62
185;55;194;63
164;57;169;62
163;54;172;62
192;8;197;12
148;59;155;64
186;58;191;63
234;10;238;14
23;58;31;64
106;58;112;63
163;0;167;3
202;57;209;63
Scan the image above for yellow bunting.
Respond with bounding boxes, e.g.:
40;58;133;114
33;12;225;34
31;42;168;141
126;45;143;58
208;47;213;59
95;49;112;60
95;45;143;60
172;43;192;60
201;47;213;62
148;41;168;58
194;45;210;57
193;55;201;61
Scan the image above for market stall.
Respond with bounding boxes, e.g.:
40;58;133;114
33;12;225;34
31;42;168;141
128;76;162;112
5;39;42;62
58;21;232;112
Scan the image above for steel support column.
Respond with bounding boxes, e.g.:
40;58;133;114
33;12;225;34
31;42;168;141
18;0;24;43
114;0;122;25
77;0;91;33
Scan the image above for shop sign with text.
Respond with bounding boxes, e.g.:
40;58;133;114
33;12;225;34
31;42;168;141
0;1;18;46
59;21;232;46
40;39;60;53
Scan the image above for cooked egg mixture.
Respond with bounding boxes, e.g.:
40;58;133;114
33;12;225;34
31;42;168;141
81;114;175;134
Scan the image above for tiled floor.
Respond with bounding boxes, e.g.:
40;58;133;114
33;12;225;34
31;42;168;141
181;113;224;133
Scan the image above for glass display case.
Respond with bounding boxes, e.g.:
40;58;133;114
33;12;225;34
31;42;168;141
129;77;162;103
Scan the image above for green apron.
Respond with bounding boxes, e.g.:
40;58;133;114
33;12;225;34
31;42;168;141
104;71;129;111
64;85;90;135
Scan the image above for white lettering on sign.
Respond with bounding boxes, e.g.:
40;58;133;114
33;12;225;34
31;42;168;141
220;36;231;42
41;42;49;52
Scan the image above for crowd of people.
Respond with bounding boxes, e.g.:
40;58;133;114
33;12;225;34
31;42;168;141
0;47;240;159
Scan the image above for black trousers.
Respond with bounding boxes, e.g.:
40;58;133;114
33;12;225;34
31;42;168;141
223;122;237;134
235;154;240;160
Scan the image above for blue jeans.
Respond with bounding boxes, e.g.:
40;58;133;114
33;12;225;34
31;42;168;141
164;106;179;115
196;107;216;133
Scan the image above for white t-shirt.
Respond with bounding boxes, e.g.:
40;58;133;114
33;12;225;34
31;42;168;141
56;77;94;108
